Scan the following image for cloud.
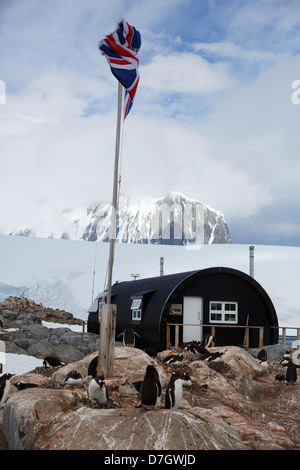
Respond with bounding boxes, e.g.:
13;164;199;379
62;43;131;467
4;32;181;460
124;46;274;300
192;41;285;64
0;0;300;246
140;53;234;95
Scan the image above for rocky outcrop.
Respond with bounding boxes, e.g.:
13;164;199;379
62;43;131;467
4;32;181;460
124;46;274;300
0;296;84;329
2;346;299;450
0;296;98;363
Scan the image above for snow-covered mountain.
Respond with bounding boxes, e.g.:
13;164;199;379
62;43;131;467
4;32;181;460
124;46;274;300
8;193;232;245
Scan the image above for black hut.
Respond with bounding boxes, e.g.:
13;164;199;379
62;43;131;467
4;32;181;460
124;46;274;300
87;266;278;350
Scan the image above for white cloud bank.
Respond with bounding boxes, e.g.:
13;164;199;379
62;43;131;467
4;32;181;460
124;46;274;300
0;0;299;245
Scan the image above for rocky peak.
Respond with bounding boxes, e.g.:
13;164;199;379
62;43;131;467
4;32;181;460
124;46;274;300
7;193;232;245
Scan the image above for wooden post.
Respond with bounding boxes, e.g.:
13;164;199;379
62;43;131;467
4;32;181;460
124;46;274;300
175;324;179;348
282;327;286;345
245;327;249;350
166;323;170;350
297;328;300;345
97;304;117;378
259;327;264;348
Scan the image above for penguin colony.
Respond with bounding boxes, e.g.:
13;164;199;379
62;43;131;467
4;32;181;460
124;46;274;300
260;348;300;384
0;339;299;411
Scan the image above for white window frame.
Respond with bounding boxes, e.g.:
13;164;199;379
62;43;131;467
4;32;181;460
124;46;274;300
132;309;142;320
209;301;238;324
131;298;142;321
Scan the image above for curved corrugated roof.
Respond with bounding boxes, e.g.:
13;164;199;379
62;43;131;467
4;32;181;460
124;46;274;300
88;267;278;345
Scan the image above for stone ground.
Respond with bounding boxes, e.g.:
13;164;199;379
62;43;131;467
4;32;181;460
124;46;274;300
1;346;299;450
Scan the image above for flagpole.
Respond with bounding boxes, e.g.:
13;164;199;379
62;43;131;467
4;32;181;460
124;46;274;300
107;80;123;305
98;81;123;378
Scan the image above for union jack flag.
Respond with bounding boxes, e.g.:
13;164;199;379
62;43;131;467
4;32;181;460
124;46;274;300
99;19;141;119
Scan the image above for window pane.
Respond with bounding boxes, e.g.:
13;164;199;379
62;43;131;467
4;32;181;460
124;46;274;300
225;313;236;322
225;303;236;311
132;309;141;320
211;313;222;321
211;303;222;311
131;299;141;309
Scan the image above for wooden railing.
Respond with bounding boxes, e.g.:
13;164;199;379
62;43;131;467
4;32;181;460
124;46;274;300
271;326;300;345
166;323;300;350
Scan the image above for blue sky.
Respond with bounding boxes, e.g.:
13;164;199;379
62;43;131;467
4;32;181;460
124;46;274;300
0;0;300;246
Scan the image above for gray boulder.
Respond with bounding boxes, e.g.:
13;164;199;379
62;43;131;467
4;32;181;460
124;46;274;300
1;324;99;363
248;344;293;362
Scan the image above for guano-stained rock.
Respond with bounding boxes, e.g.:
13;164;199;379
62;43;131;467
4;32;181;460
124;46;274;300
31;407;246;451
1;346;299;450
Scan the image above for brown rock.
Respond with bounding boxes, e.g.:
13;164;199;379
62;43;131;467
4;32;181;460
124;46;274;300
2;388;82;450
1;346;299;450
31;407;246;450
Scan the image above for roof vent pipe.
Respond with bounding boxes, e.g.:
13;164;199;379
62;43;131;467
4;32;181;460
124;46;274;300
249;246;255;278
160;257;164;276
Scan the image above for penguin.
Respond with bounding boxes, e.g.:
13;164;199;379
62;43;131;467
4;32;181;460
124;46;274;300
63;370;83;386
132;380;143;393
257;349;268;369
178;370;192;387
43;356;65;369
163;354;184;365
285;359;297;385
200;351;224;362
201;333;216;348
139;365;162;407
279;351;291;367
88;356;98;378
117;327;141;347
182;341;195;353
0;373;14;407
275;374;285;382
165;370;191;409
183;340;208;354
88;375;109;404
14;382;39;391
144;347;157;358
257;348;267;362
291;349;300;368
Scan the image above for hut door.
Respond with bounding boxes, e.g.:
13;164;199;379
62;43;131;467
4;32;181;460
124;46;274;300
183;296;203;342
